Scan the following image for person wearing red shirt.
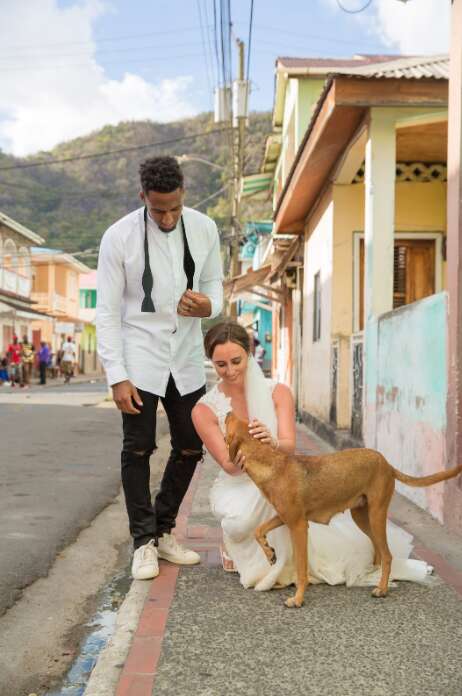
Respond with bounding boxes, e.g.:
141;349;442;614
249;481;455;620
6;335;22;387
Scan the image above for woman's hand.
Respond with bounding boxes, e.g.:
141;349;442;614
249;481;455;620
248;419;278;449
233;449;246;472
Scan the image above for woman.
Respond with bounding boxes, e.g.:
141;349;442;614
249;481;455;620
192;320;432;592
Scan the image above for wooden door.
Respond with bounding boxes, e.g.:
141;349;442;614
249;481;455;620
359;238;436;330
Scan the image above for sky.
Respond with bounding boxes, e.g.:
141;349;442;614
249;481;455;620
0;0;450;157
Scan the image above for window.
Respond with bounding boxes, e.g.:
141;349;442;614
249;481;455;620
313;272;321;342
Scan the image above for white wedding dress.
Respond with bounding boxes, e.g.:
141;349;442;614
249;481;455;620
198;378;432;591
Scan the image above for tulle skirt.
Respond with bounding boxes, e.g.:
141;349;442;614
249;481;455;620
209;466;432;591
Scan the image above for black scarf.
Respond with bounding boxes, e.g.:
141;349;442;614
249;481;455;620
141;207;195;312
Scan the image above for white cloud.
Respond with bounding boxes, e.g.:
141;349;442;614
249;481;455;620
0;0;198;156
325;0;450;55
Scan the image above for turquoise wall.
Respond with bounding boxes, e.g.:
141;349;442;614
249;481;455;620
376;291;447;430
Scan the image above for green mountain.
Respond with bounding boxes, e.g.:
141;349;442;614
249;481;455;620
0;112;272;267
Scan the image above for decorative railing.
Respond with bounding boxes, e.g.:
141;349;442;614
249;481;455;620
351;332;364;440
329;339;339;426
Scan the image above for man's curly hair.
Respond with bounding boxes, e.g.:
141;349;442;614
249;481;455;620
139;156;184;193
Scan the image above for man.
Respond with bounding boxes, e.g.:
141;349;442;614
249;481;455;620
61;336;76;384
21;335;35;387
38;341;50;385
6;335;21;387
96;156;223;581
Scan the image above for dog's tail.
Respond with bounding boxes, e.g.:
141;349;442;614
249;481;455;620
392;464;462;488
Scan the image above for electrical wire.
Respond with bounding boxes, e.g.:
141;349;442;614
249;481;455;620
203;0;219;87
246;0;254;83
212;0;222;85
0;25;212;52
336;0;373;13
0;127;232;171
197;0;214;96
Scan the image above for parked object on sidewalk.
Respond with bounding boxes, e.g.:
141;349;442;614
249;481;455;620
225;412;461;608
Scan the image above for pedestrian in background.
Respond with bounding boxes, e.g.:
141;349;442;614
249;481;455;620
38;341;50;385
61;336;76;384
6;335;22;387
0;356;9;385
21;335;34;387
254;337;266;370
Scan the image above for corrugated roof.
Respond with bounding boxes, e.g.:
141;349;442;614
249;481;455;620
276;54;448;81
332;54;449;80
277;54;401;72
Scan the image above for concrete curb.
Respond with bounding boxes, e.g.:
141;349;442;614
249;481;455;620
83;580;150;696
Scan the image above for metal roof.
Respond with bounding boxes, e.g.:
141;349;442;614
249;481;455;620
329;54;449;80
276;54;449;81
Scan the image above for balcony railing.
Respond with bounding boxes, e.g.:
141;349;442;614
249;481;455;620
350;332;364;440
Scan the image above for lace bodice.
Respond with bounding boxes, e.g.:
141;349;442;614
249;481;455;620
197;380;277;434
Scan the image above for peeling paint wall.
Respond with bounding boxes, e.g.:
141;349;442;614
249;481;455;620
301;197;333;422
372;292;448;522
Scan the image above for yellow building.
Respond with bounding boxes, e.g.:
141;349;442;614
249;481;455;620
30;247;92;353
263;54;459;531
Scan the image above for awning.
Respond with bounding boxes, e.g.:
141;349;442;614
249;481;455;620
240;172;273;198
268;236;302;282
0;296;52;319
224;264;285;303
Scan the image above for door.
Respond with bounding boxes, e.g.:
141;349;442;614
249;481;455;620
359;238;436;330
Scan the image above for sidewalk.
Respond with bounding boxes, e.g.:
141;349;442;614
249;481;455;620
89;424;462;696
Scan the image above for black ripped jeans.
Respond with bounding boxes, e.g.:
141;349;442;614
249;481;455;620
121;374;206;549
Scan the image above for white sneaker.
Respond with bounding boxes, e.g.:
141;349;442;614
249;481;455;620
157;533;200;565
131;539;159;580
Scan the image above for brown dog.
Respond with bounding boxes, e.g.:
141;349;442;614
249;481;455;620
225;412;462;608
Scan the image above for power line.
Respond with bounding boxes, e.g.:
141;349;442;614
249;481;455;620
202;0;219;87
0;51;205;74
0;25;213;51
197;0;214;97
0;39;205;64
246;0;255;83
212;0;222;85
0;127;232;171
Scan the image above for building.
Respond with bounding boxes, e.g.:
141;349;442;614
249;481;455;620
0;211;52;352
30;247;92;355
79;270;101;375
235;53;461;533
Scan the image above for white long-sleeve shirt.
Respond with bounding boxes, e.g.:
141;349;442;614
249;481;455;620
96;205;223;396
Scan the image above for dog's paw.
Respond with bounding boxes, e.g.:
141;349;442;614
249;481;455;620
371;587;387;598
267;546;277;565
284;596;304;608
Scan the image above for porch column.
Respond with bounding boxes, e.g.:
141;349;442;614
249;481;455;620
363;108;396;447
446;0;462;529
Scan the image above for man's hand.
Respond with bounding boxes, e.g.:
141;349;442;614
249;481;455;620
112;380;143;414
177;289;211;318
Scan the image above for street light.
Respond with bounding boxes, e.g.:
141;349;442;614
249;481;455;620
176;155;225;171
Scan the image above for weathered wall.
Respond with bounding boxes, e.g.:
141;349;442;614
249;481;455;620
372;292;448;522
301;195;333;422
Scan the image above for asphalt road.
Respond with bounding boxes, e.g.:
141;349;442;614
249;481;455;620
0;381;166;616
